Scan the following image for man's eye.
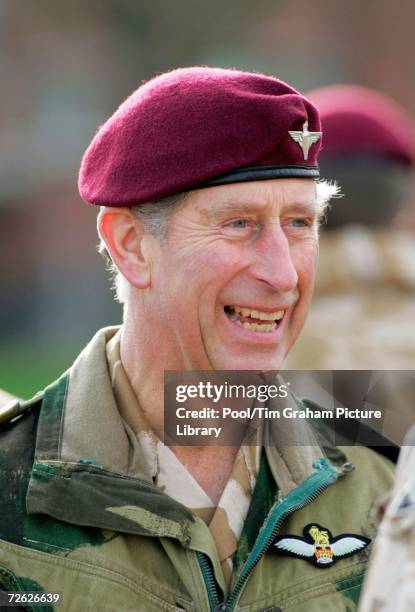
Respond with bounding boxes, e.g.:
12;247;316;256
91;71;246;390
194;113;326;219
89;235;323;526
221;218;257;237
289;218;310;228
229;219;249;229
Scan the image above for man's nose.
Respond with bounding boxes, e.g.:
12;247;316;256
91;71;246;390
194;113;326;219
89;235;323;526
249;224;298;293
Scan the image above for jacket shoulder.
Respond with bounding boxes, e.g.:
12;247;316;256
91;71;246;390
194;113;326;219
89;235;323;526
0;392;43;428
0;392;43;454
0;393;43;545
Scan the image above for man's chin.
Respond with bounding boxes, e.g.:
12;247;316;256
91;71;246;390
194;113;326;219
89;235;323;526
205;331;288;371
211;353;285;373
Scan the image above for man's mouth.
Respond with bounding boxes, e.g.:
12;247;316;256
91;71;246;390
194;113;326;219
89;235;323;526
224;305;285;333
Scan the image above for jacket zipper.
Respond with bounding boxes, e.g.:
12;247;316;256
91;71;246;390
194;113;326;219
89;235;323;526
197;551;222;610
197;458;338;612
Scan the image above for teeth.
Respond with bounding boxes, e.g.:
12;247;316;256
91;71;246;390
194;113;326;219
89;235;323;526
232;306;284;321
241;321;277;333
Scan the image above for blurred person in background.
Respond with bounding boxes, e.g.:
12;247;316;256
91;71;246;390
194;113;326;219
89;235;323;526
0;68;396;611
284;86;415;612
358;424;415;612
287;84;415;372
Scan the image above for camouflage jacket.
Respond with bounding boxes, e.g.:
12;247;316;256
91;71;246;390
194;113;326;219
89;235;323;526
0;328;397;612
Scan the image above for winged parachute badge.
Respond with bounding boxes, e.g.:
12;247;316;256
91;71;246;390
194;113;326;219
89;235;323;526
288;121;321;161
272;523;370;568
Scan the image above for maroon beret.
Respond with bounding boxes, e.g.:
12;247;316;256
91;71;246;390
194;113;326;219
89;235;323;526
79;67;322;206
307;84;415;166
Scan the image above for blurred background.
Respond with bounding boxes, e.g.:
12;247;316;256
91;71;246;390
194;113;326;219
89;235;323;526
1;0;415;399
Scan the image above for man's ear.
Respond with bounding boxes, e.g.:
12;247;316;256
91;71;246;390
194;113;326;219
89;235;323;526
97;207;152;289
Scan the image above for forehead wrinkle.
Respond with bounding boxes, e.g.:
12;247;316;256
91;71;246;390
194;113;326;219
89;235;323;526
196;197;272;222
283;199;319;214
186;179;318;221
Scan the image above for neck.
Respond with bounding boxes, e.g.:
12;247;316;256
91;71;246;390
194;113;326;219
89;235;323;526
120;307;165;437
119;307;241;494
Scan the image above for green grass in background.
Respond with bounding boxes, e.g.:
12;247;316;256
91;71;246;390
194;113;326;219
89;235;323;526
0;343;82;400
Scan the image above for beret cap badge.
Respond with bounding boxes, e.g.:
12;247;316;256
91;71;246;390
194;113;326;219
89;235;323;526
288;121;322;161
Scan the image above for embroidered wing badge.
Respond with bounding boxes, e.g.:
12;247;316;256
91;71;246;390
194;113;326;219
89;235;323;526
272;523;370;568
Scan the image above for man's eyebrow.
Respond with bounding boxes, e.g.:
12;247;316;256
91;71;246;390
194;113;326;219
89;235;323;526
200;199;271;219
200;198;318;219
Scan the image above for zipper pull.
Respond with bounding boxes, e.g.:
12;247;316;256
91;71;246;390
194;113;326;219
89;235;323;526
313;456;355;475
312;457;331;470
340;461;355;474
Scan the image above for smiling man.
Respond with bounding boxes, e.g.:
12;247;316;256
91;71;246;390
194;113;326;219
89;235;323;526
0;68;396;611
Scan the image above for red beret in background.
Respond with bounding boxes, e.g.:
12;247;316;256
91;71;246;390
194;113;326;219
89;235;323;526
79;67;322;207
307;84;415;166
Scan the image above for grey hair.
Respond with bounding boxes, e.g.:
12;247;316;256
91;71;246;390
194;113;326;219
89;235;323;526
130;192;189;240
99;179;340;305
315;178;341;224
98;192;188;305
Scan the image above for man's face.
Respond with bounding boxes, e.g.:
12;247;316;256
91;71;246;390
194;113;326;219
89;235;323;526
144;178;319;371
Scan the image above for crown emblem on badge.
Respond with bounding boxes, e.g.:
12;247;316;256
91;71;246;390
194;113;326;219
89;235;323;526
272;523;370;568
288;121;321;161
